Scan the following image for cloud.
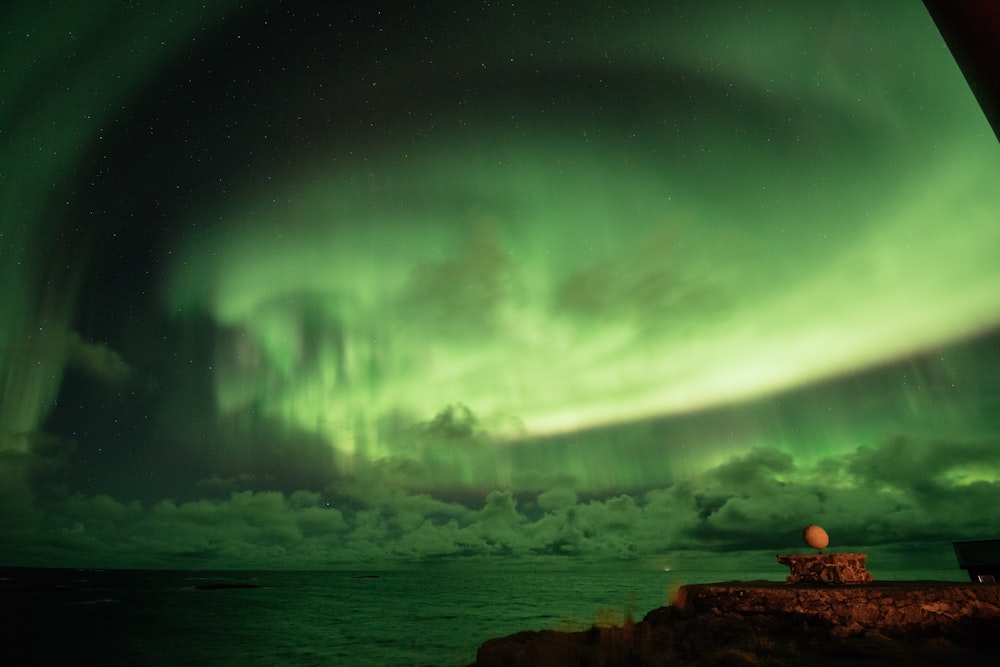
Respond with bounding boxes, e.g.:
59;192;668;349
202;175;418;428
194;472;258;493
6;434;998;569
2;328;133;394
537;487;578;511
176;419;341;498
396;518;485;558
673;440;1000;550
66;332;133;385
24;490;353;567
845;436;1000;492
421;403;481;442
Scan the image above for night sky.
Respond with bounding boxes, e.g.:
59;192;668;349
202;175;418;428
2;1;999;571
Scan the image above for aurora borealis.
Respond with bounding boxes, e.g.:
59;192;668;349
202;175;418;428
2;1;999;570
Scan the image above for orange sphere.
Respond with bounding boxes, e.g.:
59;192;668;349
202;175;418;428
802;524;829;550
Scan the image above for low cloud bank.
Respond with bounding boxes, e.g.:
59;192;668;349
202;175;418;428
4;435;996;570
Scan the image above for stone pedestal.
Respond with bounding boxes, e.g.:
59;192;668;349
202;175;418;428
776;553;874;584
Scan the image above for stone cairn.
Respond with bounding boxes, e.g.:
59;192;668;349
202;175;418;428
776;525;874;584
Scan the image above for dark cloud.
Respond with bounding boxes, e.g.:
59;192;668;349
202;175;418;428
708;447;796;488
846;436;1000;492
421;403;481;442
3;330;132;386
679;439;1000;551
178;419;341;499
66;332;133;385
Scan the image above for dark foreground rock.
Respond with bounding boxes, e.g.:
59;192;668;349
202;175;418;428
470;582;1000;667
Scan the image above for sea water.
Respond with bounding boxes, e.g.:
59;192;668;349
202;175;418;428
0;565;965;666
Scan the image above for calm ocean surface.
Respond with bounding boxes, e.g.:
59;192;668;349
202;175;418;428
0;565;965;666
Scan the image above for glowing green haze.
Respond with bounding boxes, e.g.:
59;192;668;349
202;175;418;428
0;1;239;505
2;0;999;573
167;2;1000;481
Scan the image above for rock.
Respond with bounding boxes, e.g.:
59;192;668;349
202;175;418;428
803;524;830;550
776;552;874;584
468;581;1000;666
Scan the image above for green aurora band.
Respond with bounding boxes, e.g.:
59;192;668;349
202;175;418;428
1;1;1000;572
0;1;240;503
163;4;1000;490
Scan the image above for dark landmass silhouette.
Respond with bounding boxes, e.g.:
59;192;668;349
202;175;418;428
192;582;261;590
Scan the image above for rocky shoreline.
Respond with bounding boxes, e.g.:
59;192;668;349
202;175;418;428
464;581;1000;666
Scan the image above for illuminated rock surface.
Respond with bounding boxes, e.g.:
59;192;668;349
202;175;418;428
802;524;830;551
677;581;1000;632
776;552;874;584
470;582;1000;667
